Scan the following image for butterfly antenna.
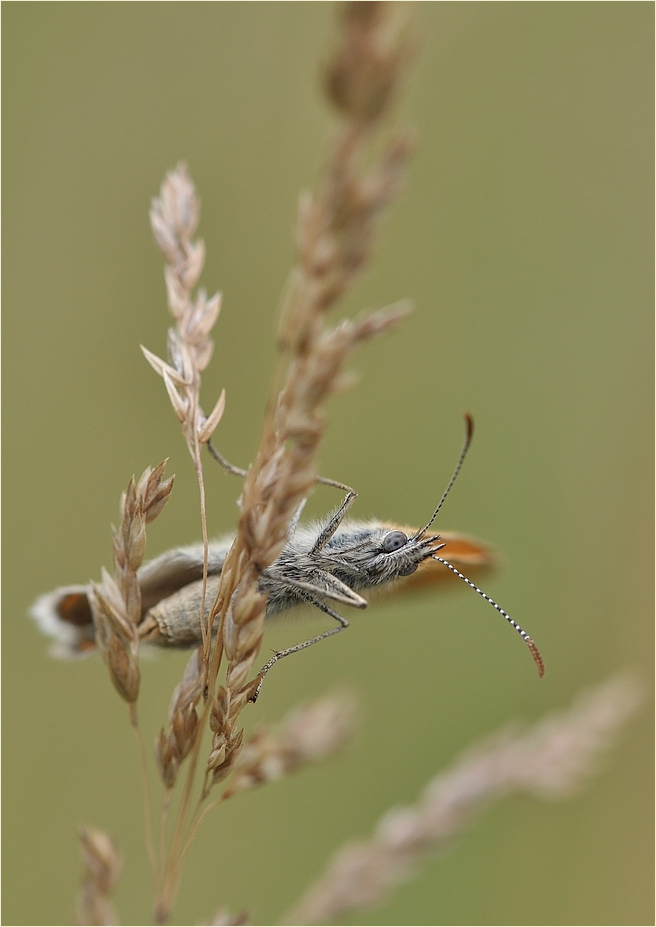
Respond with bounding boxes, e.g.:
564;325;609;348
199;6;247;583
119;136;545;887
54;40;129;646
432;555;545;677
419;413;474;535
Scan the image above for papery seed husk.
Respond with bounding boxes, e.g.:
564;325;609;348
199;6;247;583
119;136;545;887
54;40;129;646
206;743;227;771
107;634;140;703
92;582;131;640
155;730;179;788
127;516;147;571
226;660;255;695
163;370;189;423
180;240;205;290
144;475;175;523
210;687;230;733
122;572;142;625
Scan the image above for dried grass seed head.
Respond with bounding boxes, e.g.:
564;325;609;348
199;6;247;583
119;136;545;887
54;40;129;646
326;1;413;124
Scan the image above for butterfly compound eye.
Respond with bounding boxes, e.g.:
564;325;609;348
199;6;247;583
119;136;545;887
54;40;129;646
382;530;408;553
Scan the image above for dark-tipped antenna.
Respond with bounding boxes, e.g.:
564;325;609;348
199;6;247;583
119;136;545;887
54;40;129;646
432;555;545;677
418;413;474;535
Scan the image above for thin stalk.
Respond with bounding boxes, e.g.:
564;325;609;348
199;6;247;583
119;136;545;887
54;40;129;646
129;703;157;885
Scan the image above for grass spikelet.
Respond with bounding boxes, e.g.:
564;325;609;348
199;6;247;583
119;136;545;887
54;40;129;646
200;0;416;798
91;463;174;704
144;164;226;663
76;827;122;927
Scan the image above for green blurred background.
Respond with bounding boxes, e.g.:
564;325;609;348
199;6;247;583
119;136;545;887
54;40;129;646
3;3;653;925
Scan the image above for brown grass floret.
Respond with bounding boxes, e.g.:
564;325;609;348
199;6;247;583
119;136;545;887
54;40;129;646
90;462;174;704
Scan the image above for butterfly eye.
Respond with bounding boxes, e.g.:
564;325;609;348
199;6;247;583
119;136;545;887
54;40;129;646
382;530;407;553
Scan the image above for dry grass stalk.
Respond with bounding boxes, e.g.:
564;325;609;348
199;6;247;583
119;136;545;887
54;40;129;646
203;0;415;796
145;165;225;458
76;4;421;922
144;6;418;919
90;462;174;704
76;827;122;927
282;675;643;926
144;164;226;664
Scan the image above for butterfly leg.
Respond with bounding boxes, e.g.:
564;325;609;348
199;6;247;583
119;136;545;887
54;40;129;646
207;439;356;500
248;598;349;702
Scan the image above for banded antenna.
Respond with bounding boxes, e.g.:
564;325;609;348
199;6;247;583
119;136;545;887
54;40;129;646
432;554;545;677
423;414;545;678
416;413;474;536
